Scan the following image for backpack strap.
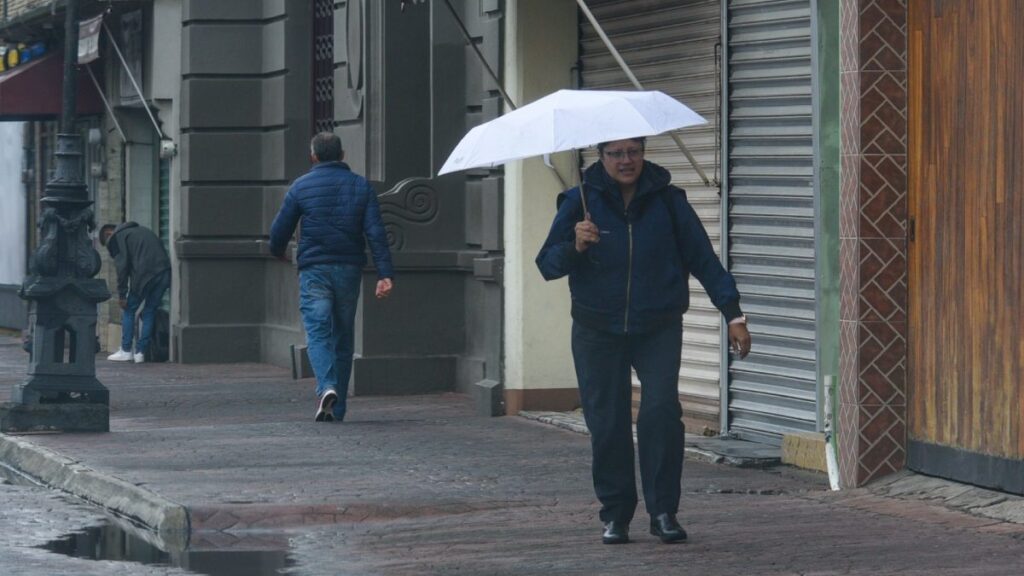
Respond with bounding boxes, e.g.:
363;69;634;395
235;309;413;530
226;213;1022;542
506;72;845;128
660;186;683;249
556;184;588;222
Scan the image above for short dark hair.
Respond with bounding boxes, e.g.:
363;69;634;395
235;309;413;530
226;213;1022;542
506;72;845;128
597;137;646;155
99;224;117;246
311;132;343;162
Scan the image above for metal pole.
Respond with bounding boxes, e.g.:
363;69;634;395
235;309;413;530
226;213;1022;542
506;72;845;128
718;0;731;435
440;0;517;111
438;0;570;190
576;0;712;186
103;21;164;139
426;0;570;190
85;64;127;143
61;0;79;132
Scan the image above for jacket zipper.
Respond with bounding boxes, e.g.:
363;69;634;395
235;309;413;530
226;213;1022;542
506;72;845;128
624;215;633;334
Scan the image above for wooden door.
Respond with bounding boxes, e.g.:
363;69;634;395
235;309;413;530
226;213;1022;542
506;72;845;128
908;0;1024;492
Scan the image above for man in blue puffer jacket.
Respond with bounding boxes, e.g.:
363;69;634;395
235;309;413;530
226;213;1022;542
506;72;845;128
270;132;394;423
537;137;752;545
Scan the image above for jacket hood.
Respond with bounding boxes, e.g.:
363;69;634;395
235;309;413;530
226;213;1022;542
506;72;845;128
581;160;673;203
112;221;139;236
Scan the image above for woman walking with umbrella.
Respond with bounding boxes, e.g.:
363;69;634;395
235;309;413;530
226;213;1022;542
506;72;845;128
536;137;752;545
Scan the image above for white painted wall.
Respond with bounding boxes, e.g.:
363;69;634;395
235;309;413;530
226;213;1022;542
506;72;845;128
149;0;182;354
0;122;26;285
503;0;579;394
151;0;182;356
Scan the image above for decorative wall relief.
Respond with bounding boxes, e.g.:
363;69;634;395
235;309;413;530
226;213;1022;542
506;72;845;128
385;223;406;251
334;0;365;122
378;177;440;251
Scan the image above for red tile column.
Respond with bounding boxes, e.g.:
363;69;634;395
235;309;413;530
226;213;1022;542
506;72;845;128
839;0;909;487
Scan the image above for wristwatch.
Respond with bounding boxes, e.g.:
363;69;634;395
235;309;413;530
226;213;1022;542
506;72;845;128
729;315;748;326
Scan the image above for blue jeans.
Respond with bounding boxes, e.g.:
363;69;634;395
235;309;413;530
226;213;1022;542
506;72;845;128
122;269;171;354
299;263;361;419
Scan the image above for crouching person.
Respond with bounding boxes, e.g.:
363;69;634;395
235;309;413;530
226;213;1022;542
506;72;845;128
99;222;171;364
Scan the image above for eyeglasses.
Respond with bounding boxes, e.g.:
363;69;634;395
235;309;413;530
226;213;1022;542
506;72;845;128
602;148;643;160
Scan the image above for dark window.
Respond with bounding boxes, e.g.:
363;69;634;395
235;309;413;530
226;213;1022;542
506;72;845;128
312;0;335;134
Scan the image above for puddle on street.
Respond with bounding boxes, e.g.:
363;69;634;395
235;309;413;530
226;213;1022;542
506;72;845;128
41;521;294;576
2;465;294;574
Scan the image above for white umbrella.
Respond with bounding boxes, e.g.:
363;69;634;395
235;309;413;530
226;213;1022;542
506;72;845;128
438;89;706;176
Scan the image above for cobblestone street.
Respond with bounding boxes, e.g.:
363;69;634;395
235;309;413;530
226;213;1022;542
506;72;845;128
2;338;1024;575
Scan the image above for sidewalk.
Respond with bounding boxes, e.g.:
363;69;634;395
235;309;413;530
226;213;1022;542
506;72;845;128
2;336;1024;575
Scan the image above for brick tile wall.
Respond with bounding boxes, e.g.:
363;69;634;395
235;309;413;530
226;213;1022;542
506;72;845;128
838;0;908;487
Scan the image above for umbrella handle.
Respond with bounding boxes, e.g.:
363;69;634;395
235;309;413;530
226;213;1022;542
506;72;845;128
573;149;589;216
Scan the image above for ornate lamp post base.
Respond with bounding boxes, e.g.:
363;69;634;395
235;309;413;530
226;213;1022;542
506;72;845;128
0;404;109;434
0;133;112;433
1;275;111;433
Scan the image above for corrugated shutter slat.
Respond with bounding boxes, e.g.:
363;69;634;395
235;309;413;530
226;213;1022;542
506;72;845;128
581;0;724;431
725;0;817;445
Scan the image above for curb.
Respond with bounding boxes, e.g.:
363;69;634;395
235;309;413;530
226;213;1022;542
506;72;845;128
0;433;189;550
518;410;589;435
518;411;769;466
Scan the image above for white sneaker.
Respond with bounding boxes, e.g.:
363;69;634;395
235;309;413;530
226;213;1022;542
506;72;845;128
133;352;145;363
107;349;133;362
315;390;338;422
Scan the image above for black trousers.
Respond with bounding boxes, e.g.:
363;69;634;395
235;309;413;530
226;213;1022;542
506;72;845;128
571;321;684;523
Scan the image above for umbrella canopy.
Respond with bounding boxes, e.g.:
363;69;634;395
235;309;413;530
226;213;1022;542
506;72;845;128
438;89;706;176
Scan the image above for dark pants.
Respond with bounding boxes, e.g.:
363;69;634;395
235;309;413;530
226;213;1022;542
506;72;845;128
572;321;684;523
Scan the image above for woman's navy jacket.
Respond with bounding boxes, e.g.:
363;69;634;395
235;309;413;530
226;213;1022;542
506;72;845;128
536;161;741;334
269;161;393;278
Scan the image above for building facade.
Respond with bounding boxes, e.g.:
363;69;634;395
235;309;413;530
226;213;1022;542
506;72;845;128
1;0;1021;495
174;0;504;400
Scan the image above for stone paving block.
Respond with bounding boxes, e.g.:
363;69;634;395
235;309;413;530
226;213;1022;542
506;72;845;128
1;337;1024;575
782;431;828;472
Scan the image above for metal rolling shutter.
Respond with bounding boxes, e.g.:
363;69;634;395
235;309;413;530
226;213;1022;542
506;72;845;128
159;157;170;310
580;0;724;430
724;0;817;444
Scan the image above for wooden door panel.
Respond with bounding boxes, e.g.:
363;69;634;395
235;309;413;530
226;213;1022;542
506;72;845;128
908;0;1024;459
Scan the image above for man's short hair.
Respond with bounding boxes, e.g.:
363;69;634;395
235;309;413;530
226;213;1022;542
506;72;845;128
311;132;343;162
99;224;117;246
597;137;647;155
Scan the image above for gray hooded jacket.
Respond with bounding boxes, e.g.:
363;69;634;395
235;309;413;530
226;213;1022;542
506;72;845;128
106;222;171;299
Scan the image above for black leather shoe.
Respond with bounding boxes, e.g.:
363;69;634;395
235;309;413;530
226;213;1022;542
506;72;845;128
650;513;687;543
602;520;630;544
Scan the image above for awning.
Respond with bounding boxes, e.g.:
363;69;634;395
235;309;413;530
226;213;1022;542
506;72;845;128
0;52;104;120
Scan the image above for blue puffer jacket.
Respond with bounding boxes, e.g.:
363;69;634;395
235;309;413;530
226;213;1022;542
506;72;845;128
536;161;741;334
269;161;394;278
